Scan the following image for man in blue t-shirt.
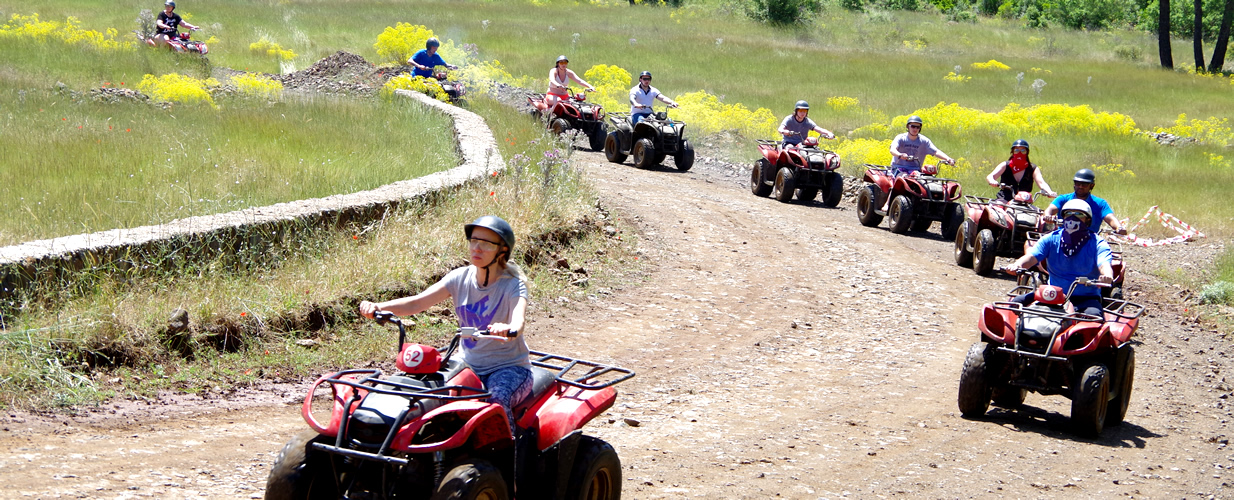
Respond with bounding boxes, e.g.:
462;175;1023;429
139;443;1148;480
1005;199;1114;317
408;37;457;78
1044;168;1127;235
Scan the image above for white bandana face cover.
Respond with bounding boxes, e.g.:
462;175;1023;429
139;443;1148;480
1063;217;1084;234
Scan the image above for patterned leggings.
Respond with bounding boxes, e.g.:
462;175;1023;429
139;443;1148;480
479;366;533;432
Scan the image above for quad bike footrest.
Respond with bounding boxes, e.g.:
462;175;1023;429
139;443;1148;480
994;345;1068;362
310;442;410;466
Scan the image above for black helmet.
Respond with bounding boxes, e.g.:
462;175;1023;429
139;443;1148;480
465;215;515;249
165;0;175;7
426;37;440;49
1073;168;1096;183
555;55;569;64
907;115;923;126
639;71;652;79
1011;139;1029;151
795;100;809;110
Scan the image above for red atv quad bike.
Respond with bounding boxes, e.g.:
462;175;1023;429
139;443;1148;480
135;28;208;55
528;89;608;151
955;186;1055;276
856;160;964;239
749;136;844;206
265;312;634;500
958;274;1143;437
433;70;465;103
1020;230;1128;300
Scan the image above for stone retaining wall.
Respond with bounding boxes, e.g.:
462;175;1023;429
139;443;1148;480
0;90;503;300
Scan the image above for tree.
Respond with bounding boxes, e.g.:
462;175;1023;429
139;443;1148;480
1210;0;1234;72
1161;0;1175;68
1195;0;1207;70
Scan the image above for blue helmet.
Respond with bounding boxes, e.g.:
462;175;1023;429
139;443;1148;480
426;37;440;49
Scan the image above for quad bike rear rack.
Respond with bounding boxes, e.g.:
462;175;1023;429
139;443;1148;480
530;350;636;389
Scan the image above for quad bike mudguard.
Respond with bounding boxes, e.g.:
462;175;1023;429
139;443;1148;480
534;385;618;451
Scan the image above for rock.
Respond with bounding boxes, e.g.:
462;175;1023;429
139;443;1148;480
295;339;319;348
167;308;189;334
623;417;641;427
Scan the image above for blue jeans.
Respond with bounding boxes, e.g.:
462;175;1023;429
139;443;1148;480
631;112;650;125
478;366;533;432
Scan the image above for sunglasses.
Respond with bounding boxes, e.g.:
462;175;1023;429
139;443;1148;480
640;77;651;81
468;238;502;252
1061;210;1090;221
1012;147;1028;153
908;124;921;129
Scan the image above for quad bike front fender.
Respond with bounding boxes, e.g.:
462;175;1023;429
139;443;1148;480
984;205;1015;230
389;401;513;453
1052;322;1104;357
979;305;1016;344
534;386;617;451
862;169;893;193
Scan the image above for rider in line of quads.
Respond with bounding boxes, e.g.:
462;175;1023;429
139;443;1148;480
883;115;956;210
1003;199;1114;316
150;0;201;51
628;71;678;124
407;37;458;77
984;139;1057;201
544;55;596;109
777;100;835;145
1043;168;1129;235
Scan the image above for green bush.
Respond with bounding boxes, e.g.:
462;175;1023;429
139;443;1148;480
1049;0;1137;30
746;0;823;24
842;0;867;10
1113;44;1143;61
1200;281;1234;305
884;0;921;11
978;0;1000;16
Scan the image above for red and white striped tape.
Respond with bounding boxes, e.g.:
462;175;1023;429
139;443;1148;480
1108;205;1206;247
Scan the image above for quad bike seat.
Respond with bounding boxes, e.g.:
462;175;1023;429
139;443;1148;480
513;366;557;418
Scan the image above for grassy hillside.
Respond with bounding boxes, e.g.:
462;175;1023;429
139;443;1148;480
2;0;1230;238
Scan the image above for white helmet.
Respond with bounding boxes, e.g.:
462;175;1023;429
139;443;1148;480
1060;199;1092;221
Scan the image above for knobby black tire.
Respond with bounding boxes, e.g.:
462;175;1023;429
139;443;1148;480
991;386;1027;408
674;140;694;171
552;118;571;136
632;138;656;170
822;172;844;208
974;229;996;276
264;430;338;500
954;222;974;267
796;188;818;202
888;196;914;234
773;167;796;203
957;343;993;417
430;459;509;500
604;132;627;163
1071;364;1110;437
1105;346;1135;427
751;159;773;197
857;185;883;227
565;435;622;500
588;129;606;152
942;203;964;241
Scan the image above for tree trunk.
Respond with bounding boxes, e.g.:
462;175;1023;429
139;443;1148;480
1210;0;1234;72
1160;0;1175;68
1195;0;1207;71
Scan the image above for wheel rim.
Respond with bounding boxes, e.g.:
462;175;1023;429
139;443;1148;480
583;468;614;500
476;488;501;500
889;198;902;224
774;173;785;197
858;190;870;216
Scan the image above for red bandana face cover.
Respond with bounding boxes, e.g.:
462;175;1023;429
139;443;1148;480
1009;153;1029;173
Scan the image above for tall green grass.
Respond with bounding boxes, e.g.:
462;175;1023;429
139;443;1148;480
0;70;456;246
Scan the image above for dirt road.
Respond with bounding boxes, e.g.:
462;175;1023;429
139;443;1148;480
1;150;1230;499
